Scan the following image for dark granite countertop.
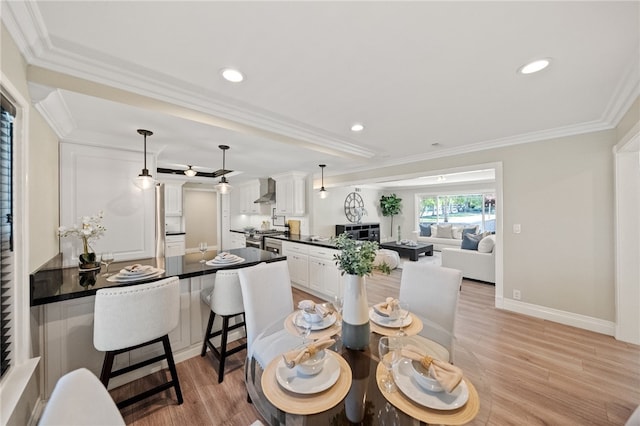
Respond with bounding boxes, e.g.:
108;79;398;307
30;248;285;306
264;234;339;249
166;231;186;236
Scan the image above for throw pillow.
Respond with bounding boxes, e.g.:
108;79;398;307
419;223;432;237
462;226;478;237
477;234;496;253
430;224;438;237
452;226;463;239
436;224;453;239
461;233;483;250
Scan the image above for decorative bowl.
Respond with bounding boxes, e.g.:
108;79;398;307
411;360;444;392
296;349;326;376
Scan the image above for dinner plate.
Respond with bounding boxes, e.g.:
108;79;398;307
206;257;245;266
369;308;413;328
392;358;469;410
275;352;341;394
107;269;165;283
293;311;337;330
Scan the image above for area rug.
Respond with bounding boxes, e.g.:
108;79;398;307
397;251;442;269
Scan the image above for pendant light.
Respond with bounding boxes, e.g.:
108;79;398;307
184;165;197;177
135;129;154;189
318;164;329;199
215;145;232;194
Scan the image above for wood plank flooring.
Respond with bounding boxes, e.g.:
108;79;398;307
112;270;640;425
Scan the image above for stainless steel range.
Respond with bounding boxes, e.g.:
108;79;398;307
245;229;285;249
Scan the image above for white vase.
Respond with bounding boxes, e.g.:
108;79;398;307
341;274;370;350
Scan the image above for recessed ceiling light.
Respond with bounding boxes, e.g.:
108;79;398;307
518;59;551;75
351;123;364;132
220;68;245;83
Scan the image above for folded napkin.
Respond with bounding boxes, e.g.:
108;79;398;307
401;345;463;393
297;300;333;317
374;297;400;317
282;338;336;368
120;264;154;275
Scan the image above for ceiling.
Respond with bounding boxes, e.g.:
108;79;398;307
3;1;638;188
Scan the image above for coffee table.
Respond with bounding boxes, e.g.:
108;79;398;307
379;242;433;261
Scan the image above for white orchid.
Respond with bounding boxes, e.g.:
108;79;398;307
58;211;106;255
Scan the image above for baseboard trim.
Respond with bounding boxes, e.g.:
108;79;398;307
500;298;616;336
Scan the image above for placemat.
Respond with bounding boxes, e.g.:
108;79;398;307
262;351;352;415
284;311;342;341
370;312;423;337
375;362;480;425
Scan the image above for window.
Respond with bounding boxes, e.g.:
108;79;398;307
0;93;15;378
417;192;496;233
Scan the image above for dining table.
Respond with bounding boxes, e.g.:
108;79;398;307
246;304;492;425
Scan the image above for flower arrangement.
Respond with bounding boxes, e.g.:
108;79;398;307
332;233;380;277
58;211;106;267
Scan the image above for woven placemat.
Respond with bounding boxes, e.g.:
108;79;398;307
284;311;342;341
369;311;424;337
262;351;351;415
375;362;480;425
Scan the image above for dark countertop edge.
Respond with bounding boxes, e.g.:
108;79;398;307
265;234;339;249
166;232;186;236
30;253;286;307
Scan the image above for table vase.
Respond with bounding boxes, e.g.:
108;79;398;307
342;274;370;350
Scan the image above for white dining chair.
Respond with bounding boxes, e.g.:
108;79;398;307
399;263;462;359
38;368;125;426
93;276;183;408
200;269;247;383
238;261;300;368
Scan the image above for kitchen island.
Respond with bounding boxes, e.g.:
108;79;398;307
30;247;285;398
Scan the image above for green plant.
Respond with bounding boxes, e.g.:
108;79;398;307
332;233;390;276
379;194;402;236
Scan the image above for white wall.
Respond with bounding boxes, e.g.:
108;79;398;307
184;187;218;251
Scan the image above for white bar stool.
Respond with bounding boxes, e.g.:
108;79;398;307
93;277;183;408
38;368;125;426
200;269;247;383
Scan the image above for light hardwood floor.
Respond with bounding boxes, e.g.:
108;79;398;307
112;270;640;425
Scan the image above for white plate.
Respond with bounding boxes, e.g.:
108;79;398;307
206;257;245;266
392;358;469;410
293;311;337;330
275;352;340;394
369;308;413;328
107;269;165;283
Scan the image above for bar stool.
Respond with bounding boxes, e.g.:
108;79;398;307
200;269;247;383
93;277;183;408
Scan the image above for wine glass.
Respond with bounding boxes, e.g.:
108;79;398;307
378;336;400;393
296;313;312;344
100;252;114;277
397;301;410;336
198;242;208;263
333;295;343;316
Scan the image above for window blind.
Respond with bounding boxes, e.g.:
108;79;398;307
0;93;15;378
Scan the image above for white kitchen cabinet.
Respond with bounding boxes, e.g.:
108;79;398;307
237;180;263;215
282;241;309;288
165;234;186;257
272;171;306;216
308;246;342;298
164;182;184;216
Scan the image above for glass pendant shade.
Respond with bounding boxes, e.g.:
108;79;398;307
318;164;328;199
216;145;232;193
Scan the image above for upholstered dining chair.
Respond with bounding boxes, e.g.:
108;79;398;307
38;368;125;426
93;276;183;408
238;261;300;368
399;263;462;359
200;269;247;383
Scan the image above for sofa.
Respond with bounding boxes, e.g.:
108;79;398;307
417;223;479;251
441;234;496;283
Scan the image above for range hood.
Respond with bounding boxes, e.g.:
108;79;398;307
254;178;276;204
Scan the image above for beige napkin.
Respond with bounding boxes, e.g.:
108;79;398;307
374;297;399;317
297;300;333;317
401;345;463;393
282;338;336;368
120;264;154;275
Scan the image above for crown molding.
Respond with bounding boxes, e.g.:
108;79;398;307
1;0;51;63
31;87;76;139
601;52;640;128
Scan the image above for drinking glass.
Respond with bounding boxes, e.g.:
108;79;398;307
198;242;208;263
378;336;399;393
333;295;343;315
297;313;312;344
397;301;411;336
100;252;114;277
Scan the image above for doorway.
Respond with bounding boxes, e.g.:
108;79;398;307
184;186;218;252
